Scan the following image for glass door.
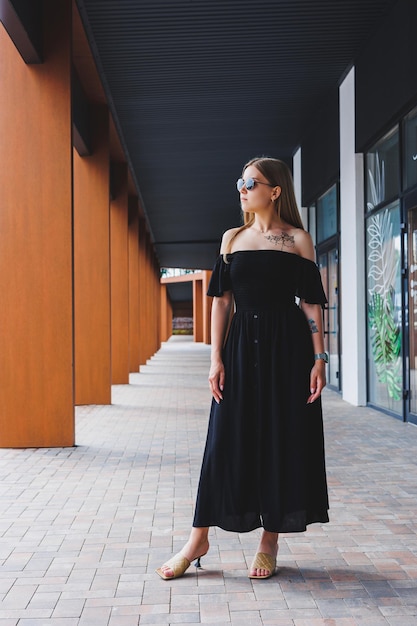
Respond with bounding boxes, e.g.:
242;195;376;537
318;246;340;390
366;203;402;415
407;207;417;423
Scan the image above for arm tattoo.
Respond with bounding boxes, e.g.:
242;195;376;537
308;318;319;334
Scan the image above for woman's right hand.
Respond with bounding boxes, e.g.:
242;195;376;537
208;359;225;404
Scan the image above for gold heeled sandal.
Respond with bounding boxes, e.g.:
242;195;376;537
248;552;277;580
156;552;205;580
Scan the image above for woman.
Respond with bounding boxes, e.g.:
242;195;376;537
156;157;329;580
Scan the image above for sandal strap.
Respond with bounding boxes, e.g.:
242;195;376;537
250;552;276;572
161;554;190;577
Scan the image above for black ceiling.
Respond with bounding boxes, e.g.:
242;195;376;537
76;0;397;270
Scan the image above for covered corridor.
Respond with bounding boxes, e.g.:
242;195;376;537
3;0;416;446
0;337;417;624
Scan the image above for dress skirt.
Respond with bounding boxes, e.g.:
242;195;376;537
193;250;329;533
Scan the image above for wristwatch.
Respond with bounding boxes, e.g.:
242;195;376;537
314;352;329;363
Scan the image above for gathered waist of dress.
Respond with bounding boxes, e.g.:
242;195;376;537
234;300;299;314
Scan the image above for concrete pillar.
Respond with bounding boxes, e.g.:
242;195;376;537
202;271;212;344
0;0;74;446
193;279;204;342
110;163;129;384
160;284;172;342
293;147;308;228
128;197;140;373
340;66;367;406
138;220;147;366
73;106;111;405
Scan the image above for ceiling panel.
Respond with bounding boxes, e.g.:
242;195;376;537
76;0;397;268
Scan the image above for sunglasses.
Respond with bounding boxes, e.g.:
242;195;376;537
236;177;275;191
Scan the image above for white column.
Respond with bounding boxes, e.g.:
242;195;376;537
293;147;308;228
340;66;367;405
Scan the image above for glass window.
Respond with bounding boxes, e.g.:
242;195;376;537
318;248;339;389
316;185;337;243
407;208;417;415
308;203;316;246
366;127;399;210
404;106;417;191
366;201;402;414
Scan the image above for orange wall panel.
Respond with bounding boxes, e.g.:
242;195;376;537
202;270;212;344
138;223;147;366
128;199;140;372
110;164;130;384
73;106;111;405
137;229;161;365
0;1;74;446
160;285;169;342
193;280;204;342
151;255;161;354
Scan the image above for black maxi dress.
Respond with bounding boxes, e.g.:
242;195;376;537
193;250;329;534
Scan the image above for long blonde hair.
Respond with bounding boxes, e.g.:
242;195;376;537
224;157;304;258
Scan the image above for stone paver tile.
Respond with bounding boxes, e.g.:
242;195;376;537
294;617;357;626
1;584;37;608
78;607;112;625
27;591;61;610
381;605;417;618
230;610;261;624
316;598;357;618
1;554;33;573
0;612;52;620
108;615;140;626
170;594;199;612
231;598;288;612
199;601;230;623
18;621;79;626
1;339;417;625
52;599;85;618
269;608;323;620
259;616;296;626
282;591;317;609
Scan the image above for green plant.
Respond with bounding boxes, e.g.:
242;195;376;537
367;209;402;402
368;290;402;400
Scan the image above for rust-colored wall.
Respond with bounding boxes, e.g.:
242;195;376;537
73;106;111;405
128;198;140;372
150;251;161;357
0;1;74;446
193;280;204;342
160;285;173;342
110;163;130;384
160;271;213;344
153;256;161;353
138;223;152;366
0;1;165;447
138;226;161;366
202;270;212;344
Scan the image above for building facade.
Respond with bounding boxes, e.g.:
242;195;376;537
293;0;417;423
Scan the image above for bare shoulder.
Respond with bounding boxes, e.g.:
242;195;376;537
292;229;315;261
220;227;241;254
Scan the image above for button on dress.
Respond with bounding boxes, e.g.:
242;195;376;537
193;250;329;533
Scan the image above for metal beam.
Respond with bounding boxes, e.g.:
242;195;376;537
0;0;42;63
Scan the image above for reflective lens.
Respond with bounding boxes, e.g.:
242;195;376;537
236;177;275;191
237;177;256;191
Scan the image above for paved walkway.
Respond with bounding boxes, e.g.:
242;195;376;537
1;336;417;625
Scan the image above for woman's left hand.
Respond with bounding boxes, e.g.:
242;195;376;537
307;361;326;404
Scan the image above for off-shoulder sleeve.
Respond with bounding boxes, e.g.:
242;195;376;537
207;255;232;296
296;258;328;306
